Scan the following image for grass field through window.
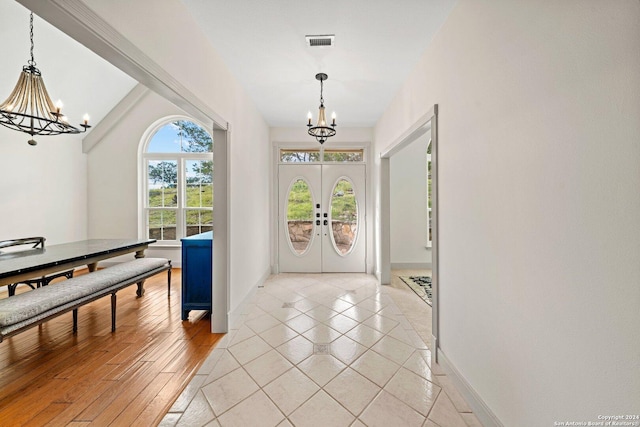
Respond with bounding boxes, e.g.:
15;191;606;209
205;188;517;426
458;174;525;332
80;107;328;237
148;184;213;239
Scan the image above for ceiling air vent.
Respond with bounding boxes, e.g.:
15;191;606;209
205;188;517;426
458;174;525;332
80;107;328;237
306;34;335;47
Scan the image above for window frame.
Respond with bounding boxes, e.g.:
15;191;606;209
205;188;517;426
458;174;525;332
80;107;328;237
140;119;213;246
279;147;366;164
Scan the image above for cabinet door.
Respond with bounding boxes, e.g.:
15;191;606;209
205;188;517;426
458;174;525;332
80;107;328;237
183;242;212;304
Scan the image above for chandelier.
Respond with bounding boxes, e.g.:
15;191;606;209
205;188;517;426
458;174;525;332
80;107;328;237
306;73;336;144
0;12;90;146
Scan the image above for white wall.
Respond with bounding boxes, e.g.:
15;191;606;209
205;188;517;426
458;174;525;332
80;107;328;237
86;89;187;263
390;132;431;266
81;0;271;316
227;98;271;312
0;129;87;245
375;1;640;425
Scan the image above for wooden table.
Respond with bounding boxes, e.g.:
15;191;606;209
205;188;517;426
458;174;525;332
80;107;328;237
0;238;156;288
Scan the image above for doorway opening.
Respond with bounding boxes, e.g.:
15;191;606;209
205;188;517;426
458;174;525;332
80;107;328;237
380;105;439;358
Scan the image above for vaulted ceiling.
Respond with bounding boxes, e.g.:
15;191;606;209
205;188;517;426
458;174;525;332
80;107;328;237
1;0;456;133
0;1;136;141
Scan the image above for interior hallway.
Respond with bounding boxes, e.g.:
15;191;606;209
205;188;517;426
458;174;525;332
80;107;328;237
163;273;480;426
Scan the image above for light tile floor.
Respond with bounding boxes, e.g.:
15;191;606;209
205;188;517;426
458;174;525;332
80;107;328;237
161;273;480;427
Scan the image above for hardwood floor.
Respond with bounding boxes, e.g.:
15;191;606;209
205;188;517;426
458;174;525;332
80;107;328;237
0;268;222;426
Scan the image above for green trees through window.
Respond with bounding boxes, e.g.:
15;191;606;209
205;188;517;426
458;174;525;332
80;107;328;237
144;120;213;241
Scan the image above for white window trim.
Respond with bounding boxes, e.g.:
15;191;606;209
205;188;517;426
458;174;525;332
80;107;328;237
138;116;213;247
278;146;367;165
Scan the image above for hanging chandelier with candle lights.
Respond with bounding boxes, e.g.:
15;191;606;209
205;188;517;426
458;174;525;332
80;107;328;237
0;12;90;146
306;73;336;144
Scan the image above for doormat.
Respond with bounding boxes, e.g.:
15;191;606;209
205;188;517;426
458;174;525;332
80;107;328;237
399;276;432;306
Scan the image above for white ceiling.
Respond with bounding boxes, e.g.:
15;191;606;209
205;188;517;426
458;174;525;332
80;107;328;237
179;0;457;127
0;1;456;135
0;1;136;141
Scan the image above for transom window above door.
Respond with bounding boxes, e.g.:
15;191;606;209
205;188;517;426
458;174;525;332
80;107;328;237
280;148;364;163
141;120;213;245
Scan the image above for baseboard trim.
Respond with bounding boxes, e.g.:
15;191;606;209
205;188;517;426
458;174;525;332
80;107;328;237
391;262;432;270
227;267;271;331
438;349;504;427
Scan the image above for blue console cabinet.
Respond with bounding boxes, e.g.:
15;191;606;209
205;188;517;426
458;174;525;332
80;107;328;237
180;231;212;320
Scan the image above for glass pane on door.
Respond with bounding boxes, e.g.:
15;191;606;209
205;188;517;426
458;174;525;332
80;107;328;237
330;178;358;255
286;178;314;255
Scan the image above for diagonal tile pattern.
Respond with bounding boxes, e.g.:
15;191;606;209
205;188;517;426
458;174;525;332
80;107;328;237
163;273;476;426
324;368;380;416
263;367;320;415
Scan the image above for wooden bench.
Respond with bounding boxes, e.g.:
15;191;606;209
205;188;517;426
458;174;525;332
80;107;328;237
0;257;171;343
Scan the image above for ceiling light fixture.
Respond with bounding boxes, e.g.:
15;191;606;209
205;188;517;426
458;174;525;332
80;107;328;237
0;12;90;146
306;73;336;145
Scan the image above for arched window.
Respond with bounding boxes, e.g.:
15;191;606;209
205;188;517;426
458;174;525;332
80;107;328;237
141;119;213;243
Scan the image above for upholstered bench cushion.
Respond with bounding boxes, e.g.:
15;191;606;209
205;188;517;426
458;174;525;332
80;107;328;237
0;258;169;328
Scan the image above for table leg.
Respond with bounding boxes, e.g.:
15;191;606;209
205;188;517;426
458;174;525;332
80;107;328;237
87;262;98;272
135;249;146;259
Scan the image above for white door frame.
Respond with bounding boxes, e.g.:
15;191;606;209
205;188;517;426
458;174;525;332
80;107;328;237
272;142;372;274
277;163;367;273
320;163;367;272
277;164;323;273
379;104;439;359
22;0;231;333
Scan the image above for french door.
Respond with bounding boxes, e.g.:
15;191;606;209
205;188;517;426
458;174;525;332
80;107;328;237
278;164;365;272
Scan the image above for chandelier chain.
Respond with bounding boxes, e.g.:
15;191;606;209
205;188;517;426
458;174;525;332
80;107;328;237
28;12;35;67
306;73;336;144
